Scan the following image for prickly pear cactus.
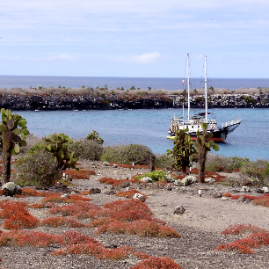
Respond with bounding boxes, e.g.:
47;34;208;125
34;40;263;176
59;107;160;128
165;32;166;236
86;130;104;145
0;108;29;182
42;133;78;170
193;123;219;183
167;128;196;174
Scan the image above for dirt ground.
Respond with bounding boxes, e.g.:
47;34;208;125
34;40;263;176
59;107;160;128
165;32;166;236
1;161;269;269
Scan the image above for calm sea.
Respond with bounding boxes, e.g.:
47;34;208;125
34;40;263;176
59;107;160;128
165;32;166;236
1;75;269;90
0;75;268;161
17;108;269;161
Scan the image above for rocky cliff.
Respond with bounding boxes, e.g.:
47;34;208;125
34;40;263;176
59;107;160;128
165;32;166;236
0;92;268;110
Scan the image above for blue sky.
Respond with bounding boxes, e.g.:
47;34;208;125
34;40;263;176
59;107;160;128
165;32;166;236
0;0;268;78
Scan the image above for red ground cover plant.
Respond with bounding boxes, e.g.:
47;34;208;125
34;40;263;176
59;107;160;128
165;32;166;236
49;201;100;218
63;169;96;179
88;199;181;238
0;230;63;247
13;194;26;198
116;190;147;199
131;256;183;269
103;199;153;220
98;177;117;185
51;230;133;260
231;194;256;200
42;194;90;204
210;174;225;182
94;219;181;238
112;179;132;187
215;224;269;254
222;192;232;197
0;201;40;230
40;216;86;228
132;251;152;260
223;193;269;207
51;242;133;260
0;190;3;196
78;190;89;195
27;203;44;209
252;196;269;207
214;241;255;254
21;188;62;198
221;224;268;235
0;200;28;209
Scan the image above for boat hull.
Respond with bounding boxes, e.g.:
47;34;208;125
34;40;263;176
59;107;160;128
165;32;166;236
167;128;232;143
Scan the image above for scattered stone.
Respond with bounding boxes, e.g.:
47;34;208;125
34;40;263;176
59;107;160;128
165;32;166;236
174;180;181;186
241;186;250;192
204;177;215;183
174;206;185;215
238;196;245;202
262;187;269;193
255;188;263;194
140;177;153;183
113;164;118;168
103;189;116;195
88;188;101;194
103;162;110;167
2;182;22;197
60;193;70;199
181;175;197;186
231;189;240;193
118;181;130;188
133;193;145;202
151;182;160;189
166;185;173;191
213;192;222;198
221;197;229;201
165;175;175;183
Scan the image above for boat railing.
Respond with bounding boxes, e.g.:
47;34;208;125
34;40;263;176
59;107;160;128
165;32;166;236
222;118;241;128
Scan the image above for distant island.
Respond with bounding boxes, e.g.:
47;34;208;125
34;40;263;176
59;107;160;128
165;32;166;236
0;86;268;110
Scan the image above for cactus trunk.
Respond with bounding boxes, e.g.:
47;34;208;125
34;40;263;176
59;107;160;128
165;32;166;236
198;157;206;183
2;130;13;183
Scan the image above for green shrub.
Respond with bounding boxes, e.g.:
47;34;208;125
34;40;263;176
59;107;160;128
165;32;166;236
100;144;152;165
240;159;269;186
155;154;175;168
136;170;167;182
15;149;61;187
70;139;103;160
19;134;43;154
30;133;78;170
206;155;249;172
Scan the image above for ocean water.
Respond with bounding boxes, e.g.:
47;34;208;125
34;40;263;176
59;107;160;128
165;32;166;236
17;108;269;161
0;75;268;160
1;75;269;91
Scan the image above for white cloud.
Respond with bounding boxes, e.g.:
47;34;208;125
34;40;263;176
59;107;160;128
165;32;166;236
118;52;162;64
34;55;78;62
1;54;78;62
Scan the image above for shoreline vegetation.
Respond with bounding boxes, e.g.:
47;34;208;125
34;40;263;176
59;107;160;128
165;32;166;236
0;86;268;110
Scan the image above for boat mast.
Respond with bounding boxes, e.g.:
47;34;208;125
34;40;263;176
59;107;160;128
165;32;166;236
204;55;208;123
187;53;190;122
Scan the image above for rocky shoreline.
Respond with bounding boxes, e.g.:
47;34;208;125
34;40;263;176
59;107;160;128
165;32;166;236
0;92;268;110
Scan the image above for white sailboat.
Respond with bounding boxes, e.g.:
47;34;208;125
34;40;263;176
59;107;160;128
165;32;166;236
167;54;241;142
